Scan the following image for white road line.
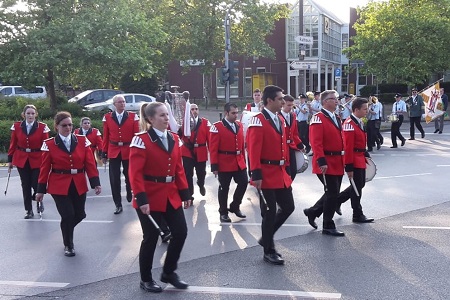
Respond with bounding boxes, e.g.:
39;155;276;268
216;222;309;227
21;219;113;223
374;173;431;180
436;165;450;167
403;226;450;230
0;280;69;288
165;286;341;298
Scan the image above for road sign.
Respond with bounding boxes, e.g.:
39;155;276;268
335;68;341;80
289;69;300;77
290;61;318;70
294;35;313;45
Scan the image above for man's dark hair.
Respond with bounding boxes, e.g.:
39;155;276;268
283;94;295;102
262;85;283;105
352;97;368;112
224;102;238;113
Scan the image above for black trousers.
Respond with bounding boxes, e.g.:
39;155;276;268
52;181;86;248
367;120;381;148
182;156;206;198
218;169;248;215
337;168;365;217
109;153;131;208
391;115;405;147
435;113;445;132
260;187;295;254
298;121;310;151
409;116;424;138
136;202;187;282
17;160;40;212
286;148;298;181
308;174;343;229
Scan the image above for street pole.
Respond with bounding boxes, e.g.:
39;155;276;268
298;0;304;94
224;0;242;103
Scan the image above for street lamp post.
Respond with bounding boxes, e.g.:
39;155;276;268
224;0;242;103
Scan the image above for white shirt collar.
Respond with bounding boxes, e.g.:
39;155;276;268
116;111;124;117
26;121;34;127
153;127;167;139
351;113;362;124
264;107;277;120
323;108;336;119
59;133;70;142
224;118;235;127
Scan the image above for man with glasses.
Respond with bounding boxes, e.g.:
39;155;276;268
303;90;345;236
179;104;211;204
102;95;140;214
406;88;425;140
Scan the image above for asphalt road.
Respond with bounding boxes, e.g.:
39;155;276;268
1;120;450;300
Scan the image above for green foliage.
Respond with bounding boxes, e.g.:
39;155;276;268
119;74;159;96
359;85;376;97
378;83;408;94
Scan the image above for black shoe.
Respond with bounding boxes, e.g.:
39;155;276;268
161;232;172;243
352;215;374;223
140;280;162;293
127;195;133;203
379;139;384;145
335;206;342;216
434;129;439;133
220;214;231;222
228;208;246;218
303;209;317;229
64;246;75;257
408;138;415;140
257;238;282;257
390;146;398;148
114;206;123;214
24;210;34;219
376;144;381;150
401;139;406;146
160;272;189;289
421;132;425;138
199;186;206;196
322;228;345;236
368;148;373;152
439;131;443;134
263;253;285;265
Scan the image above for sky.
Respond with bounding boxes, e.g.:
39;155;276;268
313;0;372;21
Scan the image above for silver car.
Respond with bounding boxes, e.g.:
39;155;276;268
84;93;156;112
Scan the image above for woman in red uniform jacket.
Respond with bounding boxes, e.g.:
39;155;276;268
129;102;191;293
74;117;103;158
35;111;101;257
8;104;50;219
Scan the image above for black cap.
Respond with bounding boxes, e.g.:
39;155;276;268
344;93;352;98
299;93;307;98
411;88;418;92
395;93;402;98
314;91;321;96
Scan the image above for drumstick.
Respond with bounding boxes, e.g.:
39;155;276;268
148;214;164;236
349;177;360;197
322;173;328;192
257;189;269;211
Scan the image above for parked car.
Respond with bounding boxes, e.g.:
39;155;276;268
84;93;156;112
68;89;123;107
0;86;47;99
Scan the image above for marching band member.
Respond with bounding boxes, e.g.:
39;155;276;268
406;88;425;140
8;104;50;219
339;94;353;122
303;90;345;236
74;117;103;158
209;103;248;223
295;94;311;153
245;88;262;111
390;93;407;148
336;98;374;223
367;96;383;151
102;95;140;214
129;102;190;293
281;94;304;180
310;91;322;115
35;111;101;256
247;85;295;265
434;88;448;134
179;104;210;203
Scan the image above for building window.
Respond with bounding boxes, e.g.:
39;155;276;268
256;67;266;73
216;68;239;99
244;68;252;98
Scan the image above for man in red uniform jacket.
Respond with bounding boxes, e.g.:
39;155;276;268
245;88;262;111
280;94;304;180
247;85;294;265
209;103;248;222
303;90;346;236
102;95;140;214
336;98;374;223
179;104;210;202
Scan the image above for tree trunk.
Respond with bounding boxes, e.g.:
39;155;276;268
46;67;57;112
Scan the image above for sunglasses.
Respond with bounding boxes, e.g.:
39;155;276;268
60;123;73;128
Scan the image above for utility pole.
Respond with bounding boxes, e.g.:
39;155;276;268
224;0;242;103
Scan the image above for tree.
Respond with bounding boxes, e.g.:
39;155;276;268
0;0;165;111
345;0;450;86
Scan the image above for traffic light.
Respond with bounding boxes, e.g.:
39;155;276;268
220;67;229;85
228;60;239;85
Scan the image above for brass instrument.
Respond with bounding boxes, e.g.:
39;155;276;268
339;96;354;112
164;87;190;127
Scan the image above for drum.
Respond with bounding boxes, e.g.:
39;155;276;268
365;158;377;182
295;151;309;173
240;111;259;137
388;114;399;122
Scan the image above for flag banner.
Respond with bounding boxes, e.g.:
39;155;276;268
420;82;442;123
183;100;191;137
165;101;179;133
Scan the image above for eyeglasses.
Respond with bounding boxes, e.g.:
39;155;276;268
412;91;417;93
191;108;198;110
60;123;73;128
326;97;337;101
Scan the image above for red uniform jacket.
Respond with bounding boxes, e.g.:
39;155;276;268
8;121;50;169
180;117;210;162
342;115;368;171
209;119;246;172
102;111;139;160
309;109;344;175
280;112;304;151
245;102;257;111
246;110;292;189
74;127;103;156
129;129;190;212
37;135;100;195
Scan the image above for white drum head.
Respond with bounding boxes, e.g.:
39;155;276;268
240;111;258;137
365;158;377;182
295;151;309;173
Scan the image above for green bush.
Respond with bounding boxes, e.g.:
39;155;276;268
359;85;376;97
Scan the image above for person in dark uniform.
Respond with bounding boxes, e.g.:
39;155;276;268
406;88;425;140
336;97;374;223
129;102;191;293
247;85;295;265
35;111;101;257
179;104;210;203
209;103;248;223
295;94;310;153
434;88;448;134
102;95;140;214
74;117;103;159
390;93;407;148
303;90;345;236
8;104;50;219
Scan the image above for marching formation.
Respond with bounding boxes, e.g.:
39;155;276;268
6;84;447;293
